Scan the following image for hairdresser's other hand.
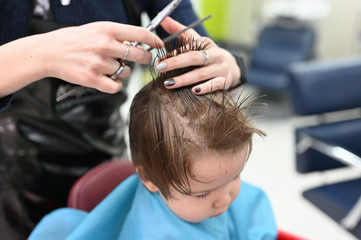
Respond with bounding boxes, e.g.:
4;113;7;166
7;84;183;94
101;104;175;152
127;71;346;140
0;21;163;98
157;17;241;95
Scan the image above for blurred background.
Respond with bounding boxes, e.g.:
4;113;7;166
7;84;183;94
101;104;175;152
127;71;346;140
192;0;361;59
180;0;361;239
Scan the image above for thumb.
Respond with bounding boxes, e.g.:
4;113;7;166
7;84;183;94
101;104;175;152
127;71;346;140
160;17;200;38
160;17;184;34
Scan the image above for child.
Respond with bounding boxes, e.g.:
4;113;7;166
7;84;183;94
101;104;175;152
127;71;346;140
29;38;277;240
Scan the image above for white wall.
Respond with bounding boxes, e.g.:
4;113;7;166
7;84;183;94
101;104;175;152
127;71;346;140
314;0;361;59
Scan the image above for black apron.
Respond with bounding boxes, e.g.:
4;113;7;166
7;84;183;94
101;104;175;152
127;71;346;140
0;0;140;238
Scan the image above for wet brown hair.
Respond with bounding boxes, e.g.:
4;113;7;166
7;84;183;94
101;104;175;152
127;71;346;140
129;38;265;199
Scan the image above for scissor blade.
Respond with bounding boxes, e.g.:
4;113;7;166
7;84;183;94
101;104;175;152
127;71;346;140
162;14;212;44
147;0;183;31
147;14;212;51
131;0;183;47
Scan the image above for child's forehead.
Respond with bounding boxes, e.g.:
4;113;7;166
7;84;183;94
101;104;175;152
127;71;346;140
189;145;248;184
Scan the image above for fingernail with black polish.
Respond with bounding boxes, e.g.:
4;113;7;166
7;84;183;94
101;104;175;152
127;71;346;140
164;79;175;87
195;88;201;93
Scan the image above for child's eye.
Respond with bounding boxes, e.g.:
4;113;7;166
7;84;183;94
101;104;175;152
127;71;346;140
194;192;208;199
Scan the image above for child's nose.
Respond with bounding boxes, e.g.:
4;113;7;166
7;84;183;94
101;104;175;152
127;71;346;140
213;192;232;209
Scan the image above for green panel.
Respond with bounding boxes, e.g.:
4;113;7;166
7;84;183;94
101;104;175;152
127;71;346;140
200;0;230;42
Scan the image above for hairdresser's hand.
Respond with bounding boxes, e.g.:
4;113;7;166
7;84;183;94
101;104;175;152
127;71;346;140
157;17;241;95
0;21;163;97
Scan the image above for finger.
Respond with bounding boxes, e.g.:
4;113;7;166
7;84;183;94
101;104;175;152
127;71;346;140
121;40;146;50
96;75;124;94
107;42;152;64
120;43;131;61
113;24;163;48
121;45;153;64
99;57;120;75
191;77;230;95
115;65;131;79
155;38;216;72
105;62;130;80
160;17;200;39
163;64;215;88
163;65;231;90
155;50;210;72
105;60;123;76
160;17;185;33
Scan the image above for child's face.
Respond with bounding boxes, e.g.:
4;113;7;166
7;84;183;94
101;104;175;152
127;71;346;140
161;145;248;223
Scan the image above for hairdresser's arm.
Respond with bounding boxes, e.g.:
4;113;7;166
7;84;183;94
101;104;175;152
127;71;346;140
0;21;163;98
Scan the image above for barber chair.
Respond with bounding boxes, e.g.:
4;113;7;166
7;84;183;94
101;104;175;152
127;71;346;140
288;57;361;239
247;18;315;93
67;159;306;239
67;159;135;211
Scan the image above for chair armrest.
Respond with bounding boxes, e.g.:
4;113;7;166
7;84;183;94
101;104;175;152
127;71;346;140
341;196;361;230
297;134;361;170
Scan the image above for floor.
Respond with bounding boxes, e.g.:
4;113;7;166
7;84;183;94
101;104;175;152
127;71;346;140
121;66;361;240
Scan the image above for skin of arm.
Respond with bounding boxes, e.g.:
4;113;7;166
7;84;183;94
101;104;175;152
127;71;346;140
0;21;163;98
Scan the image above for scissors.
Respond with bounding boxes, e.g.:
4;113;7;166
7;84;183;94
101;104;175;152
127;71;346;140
130;0;183;47
146;14;212;51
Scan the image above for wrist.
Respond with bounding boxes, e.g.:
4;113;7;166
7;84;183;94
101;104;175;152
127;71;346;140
229;50;247;90
26;34;53;80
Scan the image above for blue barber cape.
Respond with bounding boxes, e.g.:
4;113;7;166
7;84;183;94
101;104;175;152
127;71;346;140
29;174;277;240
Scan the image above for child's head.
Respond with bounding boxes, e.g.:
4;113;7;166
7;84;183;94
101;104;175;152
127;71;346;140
129;38;265;222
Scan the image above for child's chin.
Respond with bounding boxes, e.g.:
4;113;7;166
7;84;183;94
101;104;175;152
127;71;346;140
213;212;224;217
179;215;208;223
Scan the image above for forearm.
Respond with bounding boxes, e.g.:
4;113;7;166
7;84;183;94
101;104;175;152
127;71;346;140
0;22;163;98
0;34;48;97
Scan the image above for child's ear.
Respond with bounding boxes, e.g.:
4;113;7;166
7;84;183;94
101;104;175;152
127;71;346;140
136;166;159;193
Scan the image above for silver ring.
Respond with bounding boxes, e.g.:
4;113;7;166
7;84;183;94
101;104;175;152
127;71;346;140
122;44;130;61
200;50;209;66
110;62;125;80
